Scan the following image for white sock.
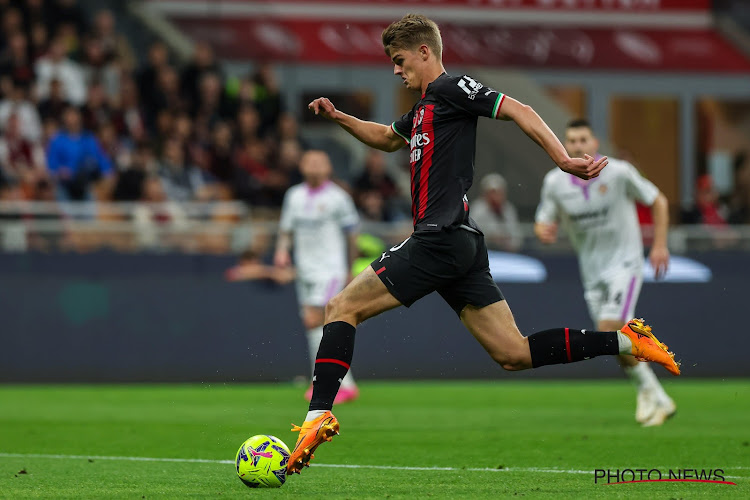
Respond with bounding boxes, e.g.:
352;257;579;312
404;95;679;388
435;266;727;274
306;326;324;378
625;362;667;395
305;410;327;422
617;332;633;354
340;369;356;389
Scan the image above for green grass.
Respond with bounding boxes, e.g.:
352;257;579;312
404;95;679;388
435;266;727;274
1;380;749;499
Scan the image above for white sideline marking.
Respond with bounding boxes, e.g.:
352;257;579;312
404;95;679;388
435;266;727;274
0;453;745;479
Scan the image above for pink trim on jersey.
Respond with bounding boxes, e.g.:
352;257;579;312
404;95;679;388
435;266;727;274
569;175;598;201
322;277;340;304
620;276;637;321
305;180;332;197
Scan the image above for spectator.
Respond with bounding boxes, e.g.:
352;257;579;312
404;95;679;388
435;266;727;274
37;78;69;123
81;81;113;132
681;174;729;225
277;111;309;149
0;32;35;93
728;151;750;224
157;137;206;202
180;41;222;110
358;189;390;222
204;120;236;186
46;105;113;201
113;141;155;201
28;21;49;61
151;66;182;121
1;7;24;43
236;104;261;143
353;149;399;202
48;0;88;39
470;173;523;252
0;80;42;142
0;112;47;199
35;35;86;105
137;41;169;121
251;64;282;136
111;77;145;142
91;9;136;71
191;72;233;142
20;0;53;38
80;36;120;99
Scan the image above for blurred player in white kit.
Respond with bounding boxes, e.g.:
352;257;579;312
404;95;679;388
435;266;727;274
275;150;360;403
535;119;676;426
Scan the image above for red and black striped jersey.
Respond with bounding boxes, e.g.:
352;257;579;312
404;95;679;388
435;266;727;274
391;73;505;233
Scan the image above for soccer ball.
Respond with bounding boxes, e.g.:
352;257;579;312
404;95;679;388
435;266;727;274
235;434;291;488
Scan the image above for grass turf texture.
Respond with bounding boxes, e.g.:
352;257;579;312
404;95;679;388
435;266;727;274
1;381;748;499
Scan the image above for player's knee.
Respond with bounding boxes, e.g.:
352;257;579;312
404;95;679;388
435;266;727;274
324;293;347;321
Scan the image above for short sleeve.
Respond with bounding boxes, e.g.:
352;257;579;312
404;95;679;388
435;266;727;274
279;189;294;232
336;191;360;232
437;74;506;119
535;173;559;224
622;162;659;205
391;108;413;144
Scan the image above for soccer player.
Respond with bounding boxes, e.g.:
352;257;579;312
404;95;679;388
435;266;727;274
274;150;360;403
287;14;681;475
534;119;676;427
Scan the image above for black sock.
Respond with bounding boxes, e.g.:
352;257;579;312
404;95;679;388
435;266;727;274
528;328;619;368
309;321;356;411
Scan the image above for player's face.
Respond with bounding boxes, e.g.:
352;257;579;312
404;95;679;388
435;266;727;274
300;152;332;186
391;47;425;91
564;127;599;159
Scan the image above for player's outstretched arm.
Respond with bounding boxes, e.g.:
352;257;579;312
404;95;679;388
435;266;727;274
497;97;607;180
649;192;670;279
309;97;406;152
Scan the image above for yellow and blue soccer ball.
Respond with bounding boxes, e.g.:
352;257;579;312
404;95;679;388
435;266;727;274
235;435;291;488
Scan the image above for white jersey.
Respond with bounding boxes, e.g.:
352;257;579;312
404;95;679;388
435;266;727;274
279;181;359;279
535;158;659;287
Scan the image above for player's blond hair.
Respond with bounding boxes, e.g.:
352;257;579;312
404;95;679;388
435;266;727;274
382;14;443;60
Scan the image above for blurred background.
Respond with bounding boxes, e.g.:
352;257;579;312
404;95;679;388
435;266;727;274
1;0;748;383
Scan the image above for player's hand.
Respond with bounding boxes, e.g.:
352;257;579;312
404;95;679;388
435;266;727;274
649;245;670;280
561;154;608;180
308;97;338;120
534;223;558;244
273;249;291;268
271;266;295;285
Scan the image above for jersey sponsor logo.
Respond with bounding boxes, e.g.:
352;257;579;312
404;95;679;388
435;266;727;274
410;132;430;163
569;207;610;221
458;75;483;100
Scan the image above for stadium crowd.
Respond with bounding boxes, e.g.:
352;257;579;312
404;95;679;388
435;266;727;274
1;0;749;254
0;0;408;222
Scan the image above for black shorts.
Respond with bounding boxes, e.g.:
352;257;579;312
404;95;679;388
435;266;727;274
371;228;504;316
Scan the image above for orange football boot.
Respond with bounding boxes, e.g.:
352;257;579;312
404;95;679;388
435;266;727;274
287;411;339;474
620;318;681;376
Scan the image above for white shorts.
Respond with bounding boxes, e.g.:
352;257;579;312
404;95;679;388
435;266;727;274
584;270;643;324
295;273;346;308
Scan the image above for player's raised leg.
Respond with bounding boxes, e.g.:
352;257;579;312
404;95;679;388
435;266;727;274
458;302;680;375
288;266;402;474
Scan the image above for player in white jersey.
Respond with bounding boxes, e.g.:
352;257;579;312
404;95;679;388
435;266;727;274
275;150;360;403
535;119;675;427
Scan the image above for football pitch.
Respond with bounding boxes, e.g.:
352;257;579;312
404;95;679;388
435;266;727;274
1;380;748;499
